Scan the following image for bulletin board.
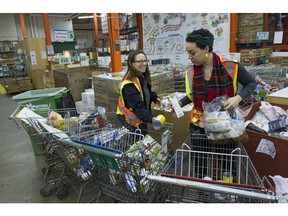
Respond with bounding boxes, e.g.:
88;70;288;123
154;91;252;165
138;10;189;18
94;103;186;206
142;13;231;65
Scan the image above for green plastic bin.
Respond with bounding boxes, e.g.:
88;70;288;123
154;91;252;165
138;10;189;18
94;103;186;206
12;87;69;110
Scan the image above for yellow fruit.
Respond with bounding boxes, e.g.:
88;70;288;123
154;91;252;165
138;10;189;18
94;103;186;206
54;119;65;131
50;113;58;120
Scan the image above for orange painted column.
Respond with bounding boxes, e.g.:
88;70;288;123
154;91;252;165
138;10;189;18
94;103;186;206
107;13;122;72
42;13;54;65
136;13;143;51
93;13;100;48
230;13;238;53
19;13;27;39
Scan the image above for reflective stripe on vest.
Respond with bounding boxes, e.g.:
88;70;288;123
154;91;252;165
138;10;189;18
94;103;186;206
187;59;238;127
116;77;143;127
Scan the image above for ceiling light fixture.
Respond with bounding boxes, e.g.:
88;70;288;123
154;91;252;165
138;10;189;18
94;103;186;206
78;15;94;19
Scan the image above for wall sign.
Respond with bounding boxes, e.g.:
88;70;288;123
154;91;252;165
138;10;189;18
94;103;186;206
53;30;75;42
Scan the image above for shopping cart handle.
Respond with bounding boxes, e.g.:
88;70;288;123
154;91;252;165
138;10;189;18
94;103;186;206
61;138;123;159
9;105;22;120
147;175;278;202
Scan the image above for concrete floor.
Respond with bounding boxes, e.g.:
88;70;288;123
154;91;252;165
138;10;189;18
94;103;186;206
0;80;115;203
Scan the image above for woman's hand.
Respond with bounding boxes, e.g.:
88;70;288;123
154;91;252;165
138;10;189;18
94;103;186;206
155;97;162;108
223;95;242;109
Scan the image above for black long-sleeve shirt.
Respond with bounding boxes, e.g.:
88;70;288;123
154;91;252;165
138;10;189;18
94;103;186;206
121;76;158;123
180;62;257;107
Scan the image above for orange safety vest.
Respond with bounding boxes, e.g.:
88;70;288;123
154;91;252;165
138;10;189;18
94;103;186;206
116;77;143;127
186;58;239;127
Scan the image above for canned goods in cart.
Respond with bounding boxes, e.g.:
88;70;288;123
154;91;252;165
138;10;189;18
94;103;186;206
223;172;233;183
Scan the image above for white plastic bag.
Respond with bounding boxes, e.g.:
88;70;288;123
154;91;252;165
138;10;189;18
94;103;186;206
269;175;288;203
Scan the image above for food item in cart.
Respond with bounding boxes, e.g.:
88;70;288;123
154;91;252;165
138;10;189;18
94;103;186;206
204;111;231;133
54;119;65;131
49;111;63;123
124;172;137;193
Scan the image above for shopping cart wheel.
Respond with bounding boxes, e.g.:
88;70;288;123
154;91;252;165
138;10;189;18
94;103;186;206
56;187;68;199
40;185;53;197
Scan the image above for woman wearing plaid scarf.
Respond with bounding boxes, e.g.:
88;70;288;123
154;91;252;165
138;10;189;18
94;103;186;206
178;28;257;179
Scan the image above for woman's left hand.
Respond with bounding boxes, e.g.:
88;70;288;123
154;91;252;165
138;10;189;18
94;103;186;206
155;97;162;107
223;95;242;109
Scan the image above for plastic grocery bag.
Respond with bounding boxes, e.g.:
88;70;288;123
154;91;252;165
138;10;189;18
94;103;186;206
202;95;251;144
270;175;288;203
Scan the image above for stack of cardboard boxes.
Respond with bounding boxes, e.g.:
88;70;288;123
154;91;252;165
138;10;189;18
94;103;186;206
53;66;110;102
4;77;33;94
237;13;264;44
15;38;49;89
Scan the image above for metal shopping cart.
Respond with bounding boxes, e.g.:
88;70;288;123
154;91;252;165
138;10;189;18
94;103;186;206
148;134;278;203
59;121;173;203
9;105;118;200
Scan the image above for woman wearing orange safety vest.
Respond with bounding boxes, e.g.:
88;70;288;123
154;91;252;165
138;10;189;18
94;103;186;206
117;50;161;132
178;28;257;135
178;28;257;178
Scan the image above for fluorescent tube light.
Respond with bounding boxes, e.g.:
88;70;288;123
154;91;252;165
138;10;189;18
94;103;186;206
78;15;94;19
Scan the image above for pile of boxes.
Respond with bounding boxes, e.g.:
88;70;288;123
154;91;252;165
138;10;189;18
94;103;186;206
240;48;273;66
15;37;49;89
53;66;110;102
93;73;123;112
269;56;288;66
237;13;264;44
151;71;175;94
4;77;33;94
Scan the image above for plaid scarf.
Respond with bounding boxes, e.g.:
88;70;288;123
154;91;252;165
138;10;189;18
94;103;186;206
192;52;234;111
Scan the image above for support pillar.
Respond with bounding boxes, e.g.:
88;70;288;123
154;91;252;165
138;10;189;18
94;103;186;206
107;13;122;72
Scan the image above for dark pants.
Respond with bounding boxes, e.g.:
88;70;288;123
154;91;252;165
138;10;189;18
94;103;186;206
190;124;237;180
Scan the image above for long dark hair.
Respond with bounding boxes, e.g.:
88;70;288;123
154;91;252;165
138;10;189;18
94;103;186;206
123;50;151;84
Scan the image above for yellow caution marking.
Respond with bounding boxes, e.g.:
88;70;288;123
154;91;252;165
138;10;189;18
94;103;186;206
0;84;6;94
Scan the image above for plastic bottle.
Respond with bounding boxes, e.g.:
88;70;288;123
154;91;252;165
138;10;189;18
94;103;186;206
124;172;137;193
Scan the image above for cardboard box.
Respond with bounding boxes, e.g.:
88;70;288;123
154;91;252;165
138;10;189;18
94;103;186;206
267;87;288;105
5;84;21;94
244;102;288;184
16;37;48;71
53;66;94;102
152;108;191;152
29;69;45;89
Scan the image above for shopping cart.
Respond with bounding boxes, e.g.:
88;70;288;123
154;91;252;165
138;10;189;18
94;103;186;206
59;121;173;203
148;134;278;203
9;105;118;200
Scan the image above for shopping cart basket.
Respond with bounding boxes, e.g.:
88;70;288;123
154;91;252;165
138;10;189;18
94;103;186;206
147;134;278;203
9;105;119;200
59;122;173;203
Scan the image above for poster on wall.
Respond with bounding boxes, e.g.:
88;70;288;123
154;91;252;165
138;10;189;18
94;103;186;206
142;13;230;64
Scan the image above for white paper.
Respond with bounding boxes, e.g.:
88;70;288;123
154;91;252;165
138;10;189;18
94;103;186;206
41;51;47;59
15;107;47;125
47;45;54;55
30;51;37;65
47;56;55;61
257;32;269;40
39;122;69;139
274;31;283;44
256;139;276;159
